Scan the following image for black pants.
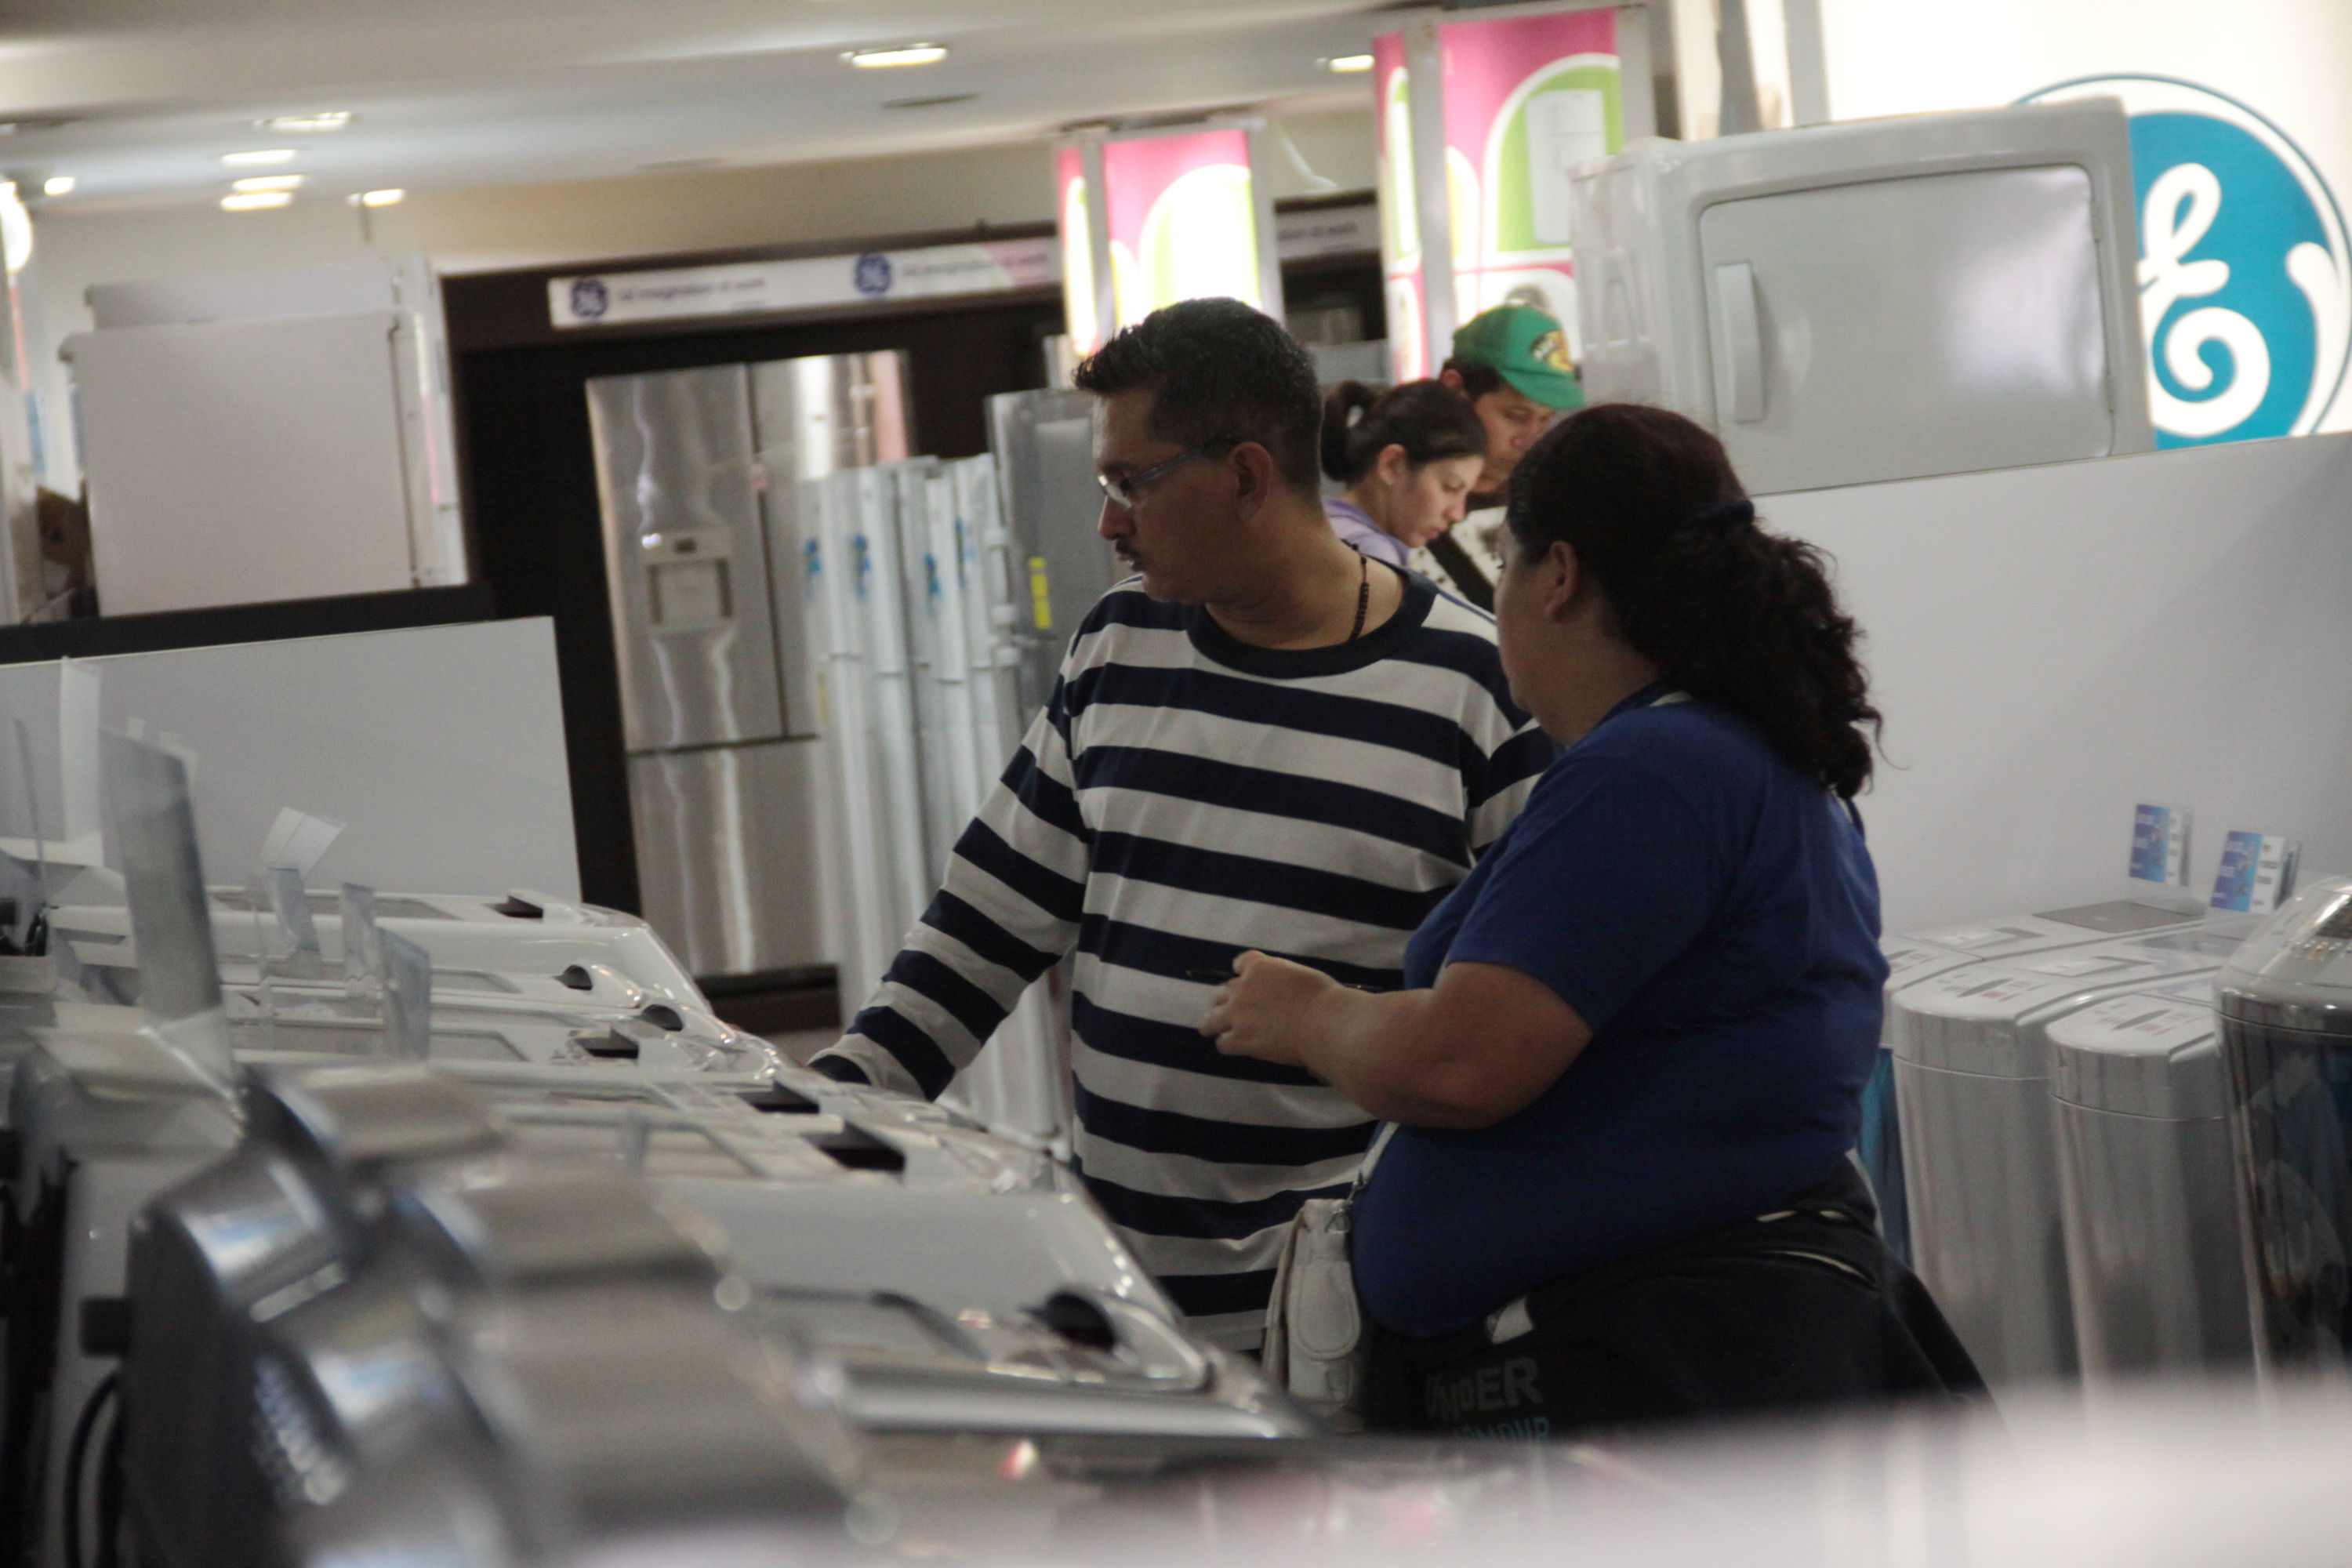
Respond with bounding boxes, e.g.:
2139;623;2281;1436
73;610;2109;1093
1362;1164;1987;1439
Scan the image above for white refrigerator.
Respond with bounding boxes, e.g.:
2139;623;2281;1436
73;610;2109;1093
1570;99;2154;494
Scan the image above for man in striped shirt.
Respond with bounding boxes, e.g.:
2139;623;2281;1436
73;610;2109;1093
811;299;1548;1349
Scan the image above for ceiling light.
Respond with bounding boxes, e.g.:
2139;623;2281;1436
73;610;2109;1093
230;174;303;192
1324;53;1374;73
220;191;293;212
222;149;298;167
358;189;405;207
260;111;354;132
843;43;949;67
41;176;73;197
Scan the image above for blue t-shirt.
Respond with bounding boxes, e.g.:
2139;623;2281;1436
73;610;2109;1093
1352;685;1890;1338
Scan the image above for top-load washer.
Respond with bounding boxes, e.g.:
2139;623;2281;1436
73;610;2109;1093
1891;918;2256;1385
1864;900;2213;1264
2048;974;2252;1380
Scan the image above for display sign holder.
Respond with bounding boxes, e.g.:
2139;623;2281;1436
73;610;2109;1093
1375;0;1667;381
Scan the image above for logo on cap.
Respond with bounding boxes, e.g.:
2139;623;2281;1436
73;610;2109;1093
1530;328;1573;374
2024;75;2350;448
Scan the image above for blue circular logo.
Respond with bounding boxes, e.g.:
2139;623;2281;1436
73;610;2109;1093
2024;76;2351;448
568;276;610;321
852;252;894;297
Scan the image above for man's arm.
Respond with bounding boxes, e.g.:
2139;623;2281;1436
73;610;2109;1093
810;695;1089;1098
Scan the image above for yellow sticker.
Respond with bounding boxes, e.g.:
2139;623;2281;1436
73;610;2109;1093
1028;556;1053;631
1530;328;1573;372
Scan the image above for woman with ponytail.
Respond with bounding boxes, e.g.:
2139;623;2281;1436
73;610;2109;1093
1319;379;1486;572
1207;403;1983;1436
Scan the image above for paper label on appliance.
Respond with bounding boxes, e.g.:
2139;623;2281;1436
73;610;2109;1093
1029;556;1053;631
1926;924;2049;953
2129;802;2192;887
2211;829;2301;914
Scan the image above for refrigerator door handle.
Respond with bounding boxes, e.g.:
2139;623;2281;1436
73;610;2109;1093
1711;260;1767;424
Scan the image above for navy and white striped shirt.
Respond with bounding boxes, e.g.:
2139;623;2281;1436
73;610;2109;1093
812;572;1549;1348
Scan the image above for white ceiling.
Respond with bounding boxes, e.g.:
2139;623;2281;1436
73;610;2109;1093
0;0;1388;212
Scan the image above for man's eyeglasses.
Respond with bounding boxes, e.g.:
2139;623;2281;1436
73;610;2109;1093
1096;439;1233;510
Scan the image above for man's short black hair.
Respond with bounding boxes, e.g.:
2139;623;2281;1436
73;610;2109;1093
1441;357;1509;402
1073;298;1322;494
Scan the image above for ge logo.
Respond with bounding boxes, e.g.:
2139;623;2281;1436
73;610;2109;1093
2026;76;2350;447
852;252;894;297
568;277;610;321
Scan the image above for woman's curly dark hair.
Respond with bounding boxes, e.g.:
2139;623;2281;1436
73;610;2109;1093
1505;402;1882;797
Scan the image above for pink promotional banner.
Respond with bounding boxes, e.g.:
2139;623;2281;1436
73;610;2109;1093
1378;5;1627;381
1057;126;1269;350
1101;128;1263;328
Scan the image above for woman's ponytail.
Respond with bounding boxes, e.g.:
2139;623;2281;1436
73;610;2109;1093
1320;379;1488;485
1506;405;1882;797
1320;381;1381;482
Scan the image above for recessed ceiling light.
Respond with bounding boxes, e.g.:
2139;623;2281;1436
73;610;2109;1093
1323;53;1374;73
41;176;73;197
222;149;298;167
883;93;978;111
230;174;303;192
358;189;405;207
844;43;949;67
221;191;293;211
260;111;354;133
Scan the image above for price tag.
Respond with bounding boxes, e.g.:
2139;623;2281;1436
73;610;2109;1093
2210;829;2300;915
2129;803;2191;887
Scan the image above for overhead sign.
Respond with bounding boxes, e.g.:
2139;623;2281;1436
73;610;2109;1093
547;238;1058;329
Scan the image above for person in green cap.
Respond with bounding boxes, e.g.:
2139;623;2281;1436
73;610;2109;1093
1420;301;1587;610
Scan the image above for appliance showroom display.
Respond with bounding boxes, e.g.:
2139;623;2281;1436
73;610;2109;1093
1570;98;2153;493
2049;974;2253;1379
2;735;1294;1568
1890;916;2257;1386
1864;898;2220;1265
2214;878;2352;1377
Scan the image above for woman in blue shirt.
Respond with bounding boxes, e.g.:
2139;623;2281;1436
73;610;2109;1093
1207;403;1980;1436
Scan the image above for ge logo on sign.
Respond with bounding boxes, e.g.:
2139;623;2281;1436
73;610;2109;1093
2026;76;2351;448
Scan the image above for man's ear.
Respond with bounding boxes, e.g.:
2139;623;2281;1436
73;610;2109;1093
1228;441;1281;519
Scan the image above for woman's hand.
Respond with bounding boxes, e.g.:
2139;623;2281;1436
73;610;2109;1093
1200;951;1338;1068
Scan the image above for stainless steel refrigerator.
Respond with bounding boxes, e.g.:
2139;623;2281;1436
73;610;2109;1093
586;353;909;981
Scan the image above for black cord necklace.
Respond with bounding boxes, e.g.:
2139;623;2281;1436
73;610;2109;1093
1348;550;1370;641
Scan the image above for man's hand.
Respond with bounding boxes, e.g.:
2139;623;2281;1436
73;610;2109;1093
1200;950;1338;1067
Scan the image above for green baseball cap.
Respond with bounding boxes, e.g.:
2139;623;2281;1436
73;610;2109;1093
1451;303;1585;410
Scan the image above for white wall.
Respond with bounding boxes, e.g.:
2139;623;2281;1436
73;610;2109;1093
24;109;1377;488
0;618;579;899
1768;431;2352;934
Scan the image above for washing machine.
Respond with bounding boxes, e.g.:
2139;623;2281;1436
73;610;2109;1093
1865;900;2213;1265
1890;917;2256;1385
2212;878;2352;1377
2048;975;2253;1380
